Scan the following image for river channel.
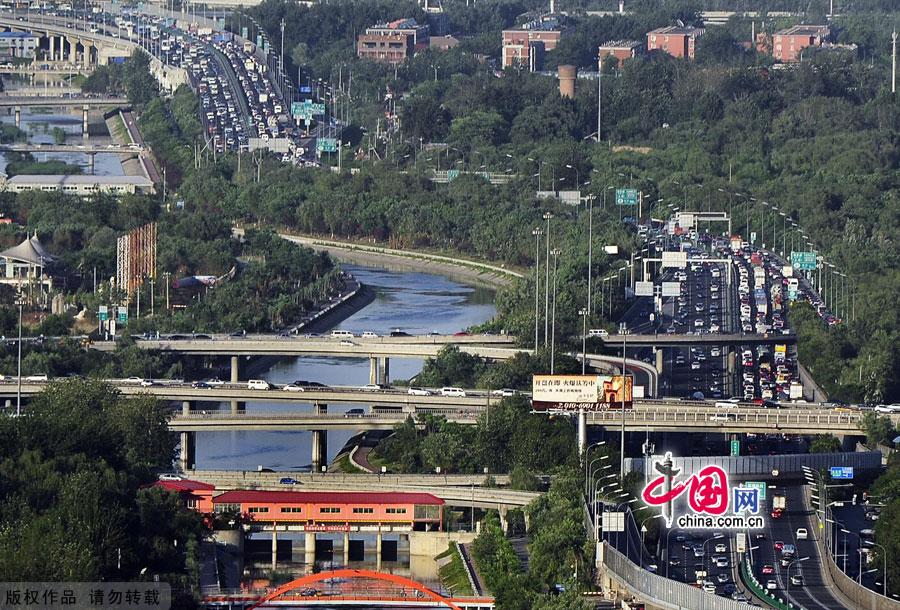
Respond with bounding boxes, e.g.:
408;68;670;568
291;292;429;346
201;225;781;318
193;262;497;471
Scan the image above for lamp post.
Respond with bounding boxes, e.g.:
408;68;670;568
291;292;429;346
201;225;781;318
639;514;663;569
578;307;589;457
532;228;543;347
665;527;680;579
702;533;725;584
586;193;595;314
583;441;608;494
543;212;553;347
550;248;561;373
619;324;628;480
16;301;22;417
786;556;810;599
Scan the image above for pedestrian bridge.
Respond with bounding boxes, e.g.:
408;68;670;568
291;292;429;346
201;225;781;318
0;95;129;107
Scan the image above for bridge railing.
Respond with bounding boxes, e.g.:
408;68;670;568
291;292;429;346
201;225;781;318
600;541;754;610
626;451;882;477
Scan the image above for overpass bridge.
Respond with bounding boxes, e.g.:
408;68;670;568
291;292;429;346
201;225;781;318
89;334;660;395
0;142;143;153
0;14;137;64
0;95;128;107
0;64;93;76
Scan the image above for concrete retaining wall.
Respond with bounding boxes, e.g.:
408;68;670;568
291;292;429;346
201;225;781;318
409;531;476;557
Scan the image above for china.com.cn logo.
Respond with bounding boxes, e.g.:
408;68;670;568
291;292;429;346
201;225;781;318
640;452;765;530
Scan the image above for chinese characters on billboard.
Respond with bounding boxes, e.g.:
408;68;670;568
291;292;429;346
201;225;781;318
641;452;764;530
531;375;632;412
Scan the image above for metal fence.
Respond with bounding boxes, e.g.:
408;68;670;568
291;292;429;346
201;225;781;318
626;451;882;477
601;542;755;610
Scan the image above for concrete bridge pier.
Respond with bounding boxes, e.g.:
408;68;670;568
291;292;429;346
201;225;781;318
305;532;315;565
369;357;379;385
378;357;390;385
67;37;76;64
271;523;278;571
82;105;89;139
49;35;55;62
376;527;383;571
343;531;350;565
88;152;95;174
498;506;509;533
230;356;244;414
311;402;328;472
655;348;664;374
182;400;192;415
178;431;195;471
14;106;20;128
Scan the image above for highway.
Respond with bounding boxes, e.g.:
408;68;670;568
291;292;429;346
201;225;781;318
0;95;129;107
603;332;797;347
0;143;143;153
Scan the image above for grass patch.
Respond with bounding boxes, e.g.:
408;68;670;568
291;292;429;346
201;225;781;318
110;112;129;143
437;542;474;597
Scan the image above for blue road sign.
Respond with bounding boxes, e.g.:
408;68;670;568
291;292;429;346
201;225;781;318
830;466;854;480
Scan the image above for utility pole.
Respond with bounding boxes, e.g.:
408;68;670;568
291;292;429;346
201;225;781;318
596;55;602;142
280;17;286;100
892;30;897;94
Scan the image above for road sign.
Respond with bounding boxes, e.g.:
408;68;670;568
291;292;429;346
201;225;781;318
791;251;817;271
730;440;740;456
615;188;638;206
661;251;688;269
601;511;625;532
788;289;798;301
316;138;338;153
736;532;746;553
750;231;757;244
447;169;460;181
743;481;766;500
830;466;854;480
678;212;696;228
98;305;108;322
116;307;128;324
635;281;653;297
661;281;681;297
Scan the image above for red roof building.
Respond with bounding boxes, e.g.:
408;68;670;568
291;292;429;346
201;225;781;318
153;479;216;513
211;490;444;531
647;25;705;59
773;25;830;62
598;40;643;65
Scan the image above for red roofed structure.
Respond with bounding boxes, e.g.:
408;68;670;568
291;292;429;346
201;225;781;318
212;490;444;531
152;478;216;512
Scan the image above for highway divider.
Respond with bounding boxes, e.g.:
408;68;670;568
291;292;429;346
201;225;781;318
739;557;792;610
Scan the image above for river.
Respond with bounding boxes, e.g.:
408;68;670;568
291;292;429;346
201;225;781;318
193;262;497;471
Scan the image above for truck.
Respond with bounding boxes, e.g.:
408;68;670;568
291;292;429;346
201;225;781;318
772;494;786;518
259;92;269;104
789;382;803;400
774;344;787;364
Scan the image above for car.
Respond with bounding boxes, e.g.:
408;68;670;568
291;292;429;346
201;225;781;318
339;340;355;347
702;581;716;593
692;545;705;558
140;379;157;387
714;557;729;568
361;384;385;392
790;575;804;586
731;592;748;602
766;580;777;591
441;387;466;397
773;540;784;551
124;376;144;384
716;573;729;583
691;361;702;370
283;383;305;392
715;543;727;553
206;377;225;386
491;388;518;397
390;329;411;337
158;474;182;481
694;319;704;328
361;331;379;338
761;564;775;575
408;387;432;396
191;381;210;389
279;477;299;485
795;528;808;540
344;408;365;417
247;379;270;390
24;373;49;382
722;583;736;594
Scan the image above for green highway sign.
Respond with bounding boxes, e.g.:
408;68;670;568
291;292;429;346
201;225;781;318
117;307;128;324
730;440;740;456
98;305;109;322
447;169;460;181
788;288;798;301
615;188;639;206
743;481;766;500
791;251;817;271
316;138;338;153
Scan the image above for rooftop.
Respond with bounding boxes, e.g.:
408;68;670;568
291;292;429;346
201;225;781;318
649;25;704;36
213;490;444;506
508;16;561;32
599;40;643;49
370;18;423;31
154;479;216;493
7;174;153;186
776;25;830;37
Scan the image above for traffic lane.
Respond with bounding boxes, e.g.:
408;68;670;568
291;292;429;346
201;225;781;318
832;504;877;588
772;486;853;610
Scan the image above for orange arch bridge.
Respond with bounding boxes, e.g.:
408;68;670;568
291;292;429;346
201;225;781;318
247;569;466;609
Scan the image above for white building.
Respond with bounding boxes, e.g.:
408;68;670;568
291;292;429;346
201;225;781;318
5;174;155;196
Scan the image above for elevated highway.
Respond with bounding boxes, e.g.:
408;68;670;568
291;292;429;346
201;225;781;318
603;332;797;347
0;143;143;153
0;64;93;75
0;14;137;64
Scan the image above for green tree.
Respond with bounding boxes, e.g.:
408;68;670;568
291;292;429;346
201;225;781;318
809;435;841;453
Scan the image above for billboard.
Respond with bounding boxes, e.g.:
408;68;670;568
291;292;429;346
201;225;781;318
661;281;681;297
661;251;687;268
531;374;632;412
635;281;653;297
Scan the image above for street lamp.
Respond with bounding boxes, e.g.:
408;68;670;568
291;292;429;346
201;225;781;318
549;248;562;373
15;300;22;417
640;514;663;569
786;556;810;598
579;308;588;374
619;324;628;479
532;228;543;348
542;212;553;347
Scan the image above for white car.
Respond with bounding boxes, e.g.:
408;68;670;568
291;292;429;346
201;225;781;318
796;528;808;540
361;331;379;338
247;379;270;390
158;474;182;481
283;383;304;392
440;387;466;397
491;388;518;397
715;543;727;553
407;387;432;396
123;376;144;384
25;374;49;382
766;580;777;590
874;404;900;413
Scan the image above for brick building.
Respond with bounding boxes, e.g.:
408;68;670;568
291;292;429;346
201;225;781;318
502;16;562;71
357;18;430;64
598;40;643;65
772;25;830;63
646;25;705;59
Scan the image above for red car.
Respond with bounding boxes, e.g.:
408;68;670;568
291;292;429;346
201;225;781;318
772;508;784;519
774;541;785;551
762;564;775;575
